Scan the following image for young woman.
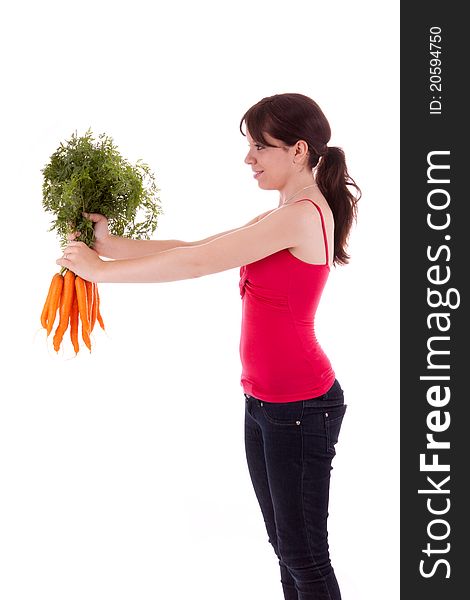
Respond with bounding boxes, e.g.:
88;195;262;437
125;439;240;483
57;93;361;600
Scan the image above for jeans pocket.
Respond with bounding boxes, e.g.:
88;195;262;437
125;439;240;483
325;404;347;454
260;399;304;426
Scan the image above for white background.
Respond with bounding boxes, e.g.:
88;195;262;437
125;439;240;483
0;1;399;599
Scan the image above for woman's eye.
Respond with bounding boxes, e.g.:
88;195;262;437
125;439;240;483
247;143;265;152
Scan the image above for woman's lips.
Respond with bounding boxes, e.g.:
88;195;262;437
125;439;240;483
253;171;264;179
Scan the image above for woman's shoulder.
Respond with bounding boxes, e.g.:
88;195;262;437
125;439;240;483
257;195;333;231
286;196;334;266
288;195;333;226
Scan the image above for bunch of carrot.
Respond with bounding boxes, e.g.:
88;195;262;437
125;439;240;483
40;269;104;354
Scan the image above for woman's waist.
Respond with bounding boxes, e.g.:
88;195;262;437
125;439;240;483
240;323;326;358
241;369;337;403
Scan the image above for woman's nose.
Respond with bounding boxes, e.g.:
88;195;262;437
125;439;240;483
244;151;254;165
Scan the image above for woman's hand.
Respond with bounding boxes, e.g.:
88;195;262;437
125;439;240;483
68;212;112;255
56;241;106;283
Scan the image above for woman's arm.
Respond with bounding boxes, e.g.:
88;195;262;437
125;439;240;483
95;236;189;259
95;209;275;258
57;203;306;283
186;209;275;246
77;213;188;259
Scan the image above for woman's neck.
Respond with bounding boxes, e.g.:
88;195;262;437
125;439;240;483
278;178;318;207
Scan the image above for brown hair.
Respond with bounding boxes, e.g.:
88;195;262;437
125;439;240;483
240;93;361;266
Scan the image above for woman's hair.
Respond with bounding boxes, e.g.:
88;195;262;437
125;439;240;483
240;93;361;266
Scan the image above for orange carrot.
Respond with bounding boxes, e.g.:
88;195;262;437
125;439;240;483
75;276;91;351
53;270;75;352
41;273;61;329
41;270;105;355
90;283;98;331
80;319;92;352
95;285;105;330
85;280;94;331
75;277;90;333
46;273;64;337
69;291;80;355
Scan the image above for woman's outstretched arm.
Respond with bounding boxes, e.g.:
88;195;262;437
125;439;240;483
92;210;274;259
96;236;189;259
57;205;303;284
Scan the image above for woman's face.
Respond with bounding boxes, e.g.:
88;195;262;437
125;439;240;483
244;129;294;190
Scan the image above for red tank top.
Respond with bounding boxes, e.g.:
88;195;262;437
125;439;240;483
239;198;335;403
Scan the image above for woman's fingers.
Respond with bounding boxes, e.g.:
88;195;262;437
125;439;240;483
83;212;106;223
66;214;107;242
83;212;110;243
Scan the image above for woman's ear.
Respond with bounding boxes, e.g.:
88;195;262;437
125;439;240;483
293;140;310;166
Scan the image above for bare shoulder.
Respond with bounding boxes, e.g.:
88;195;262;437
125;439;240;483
289;196;333;223
281;197;335;266
252;199;329;234
251;199;328;225
255;208;278;223
249;196;333;239
245;203;313;241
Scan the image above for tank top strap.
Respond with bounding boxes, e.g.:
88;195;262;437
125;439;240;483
293;198;329;265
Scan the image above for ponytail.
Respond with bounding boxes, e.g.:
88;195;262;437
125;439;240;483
315;146;361;266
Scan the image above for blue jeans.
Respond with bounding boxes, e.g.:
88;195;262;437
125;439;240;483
244;379;347;600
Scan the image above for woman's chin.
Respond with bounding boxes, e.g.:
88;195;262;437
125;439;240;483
257;182;277;191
